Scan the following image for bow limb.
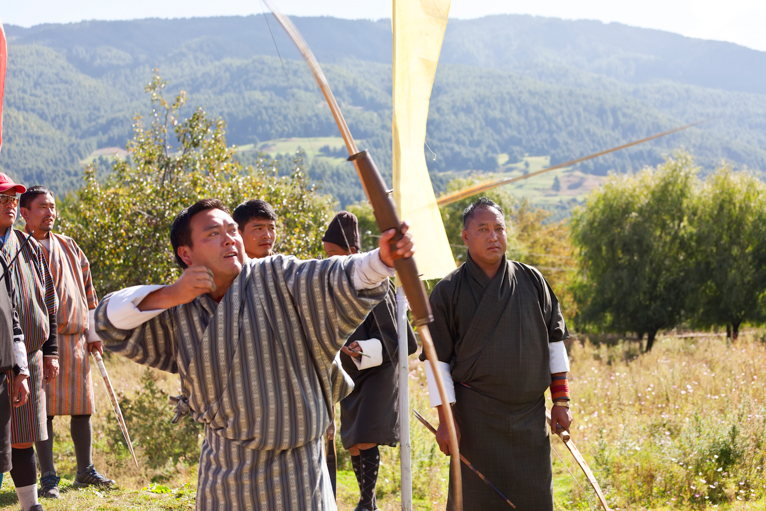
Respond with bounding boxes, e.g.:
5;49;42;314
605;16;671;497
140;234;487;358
547;409;611;511
93;352;138;470
261;3;462;508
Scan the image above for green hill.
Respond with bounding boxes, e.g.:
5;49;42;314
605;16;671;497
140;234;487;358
3;15;766;207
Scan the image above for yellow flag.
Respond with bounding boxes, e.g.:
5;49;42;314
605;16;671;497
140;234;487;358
392;0;455;281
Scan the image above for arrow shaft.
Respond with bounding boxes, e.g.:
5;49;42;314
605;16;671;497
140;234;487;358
414;410;515;508
436;118;712;207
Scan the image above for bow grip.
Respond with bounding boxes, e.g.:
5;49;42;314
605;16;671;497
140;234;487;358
348;150;434;326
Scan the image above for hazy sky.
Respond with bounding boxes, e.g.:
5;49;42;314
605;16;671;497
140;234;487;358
3;0;766;52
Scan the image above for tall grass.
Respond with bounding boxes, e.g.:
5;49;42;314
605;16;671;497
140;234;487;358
3;335;765;510
560;333;766;510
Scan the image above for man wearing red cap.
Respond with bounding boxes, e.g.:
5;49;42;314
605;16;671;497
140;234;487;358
0;173;55;511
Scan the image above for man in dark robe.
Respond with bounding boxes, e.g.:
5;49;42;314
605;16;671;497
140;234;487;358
422;197;573;511
322;212;417;511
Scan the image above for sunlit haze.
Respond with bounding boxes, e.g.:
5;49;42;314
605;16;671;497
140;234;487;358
3;0;766;52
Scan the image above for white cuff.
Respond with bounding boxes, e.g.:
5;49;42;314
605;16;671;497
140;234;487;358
13;340;28;377
549;341;570;373
86;308;101;343
351;339;383;370
353;249;396;290
106;285;166;330
424;360;455;408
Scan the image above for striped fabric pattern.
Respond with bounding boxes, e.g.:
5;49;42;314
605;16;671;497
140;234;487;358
2;230;56;351
42;234;97;416
2;229;57;443
96;254;386;510
10;351;45;443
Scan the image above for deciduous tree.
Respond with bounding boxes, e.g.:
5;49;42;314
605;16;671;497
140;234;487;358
60;72;334;297
688;167;766;339
570;153;698;351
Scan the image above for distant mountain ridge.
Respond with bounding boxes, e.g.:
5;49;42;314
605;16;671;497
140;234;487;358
8;14;766;95
2;14;766;204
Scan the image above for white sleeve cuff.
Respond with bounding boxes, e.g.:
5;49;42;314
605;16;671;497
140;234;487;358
353;249;396;290
13;340;28;376
86;308;100;343
549;341;570;373
106;285;167;330
351;338;384;370
424;360;455;408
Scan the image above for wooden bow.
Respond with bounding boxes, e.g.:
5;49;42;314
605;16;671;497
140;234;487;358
262;3;463;509
547;409;611;511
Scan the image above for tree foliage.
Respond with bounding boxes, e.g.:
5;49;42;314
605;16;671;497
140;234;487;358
688;167;766;338
571;153;766;349
570;153;697;350
6;16;766;206
60;72;335;298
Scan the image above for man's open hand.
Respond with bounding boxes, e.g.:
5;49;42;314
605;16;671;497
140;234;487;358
12;374;29;408
378;221;415;268
435;404;461;456
43;357;59;384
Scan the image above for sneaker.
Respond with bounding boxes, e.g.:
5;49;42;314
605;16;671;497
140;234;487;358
39;472;60;499
29;505;43;511
73;465;115;488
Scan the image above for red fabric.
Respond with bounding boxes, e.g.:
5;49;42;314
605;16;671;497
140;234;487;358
550;378;570;401
0;20;6;153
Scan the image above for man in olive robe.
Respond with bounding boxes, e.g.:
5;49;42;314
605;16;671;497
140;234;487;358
94;199;414;511
423;198;573;511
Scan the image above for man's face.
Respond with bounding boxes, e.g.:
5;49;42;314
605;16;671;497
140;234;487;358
240;217;277;259
20;193;56;235
177;209;245;281
462;207;507;268
0;190;18;231
323;241;353;257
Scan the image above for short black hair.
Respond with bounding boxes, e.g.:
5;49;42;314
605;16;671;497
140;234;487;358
232;199;277;231
20;186;54;209
170;198;230;269
462;197;504;228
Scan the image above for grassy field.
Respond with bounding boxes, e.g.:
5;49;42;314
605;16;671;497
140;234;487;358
2;333;764;509
235;136;349;166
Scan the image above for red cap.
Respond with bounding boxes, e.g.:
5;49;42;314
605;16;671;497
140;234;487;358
0;173;26;194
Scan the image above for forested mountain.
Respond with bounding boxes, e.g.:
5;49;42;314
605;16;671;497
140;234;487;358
3;14;766;204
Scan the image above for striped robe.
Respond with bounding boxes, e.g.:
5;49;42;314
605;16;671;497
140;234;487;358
95;255;386;511
42;233;97;416
2;229;58;444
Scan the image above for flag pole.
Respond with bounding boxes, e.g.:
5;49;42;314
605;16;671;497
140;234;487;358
397;287;412;511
